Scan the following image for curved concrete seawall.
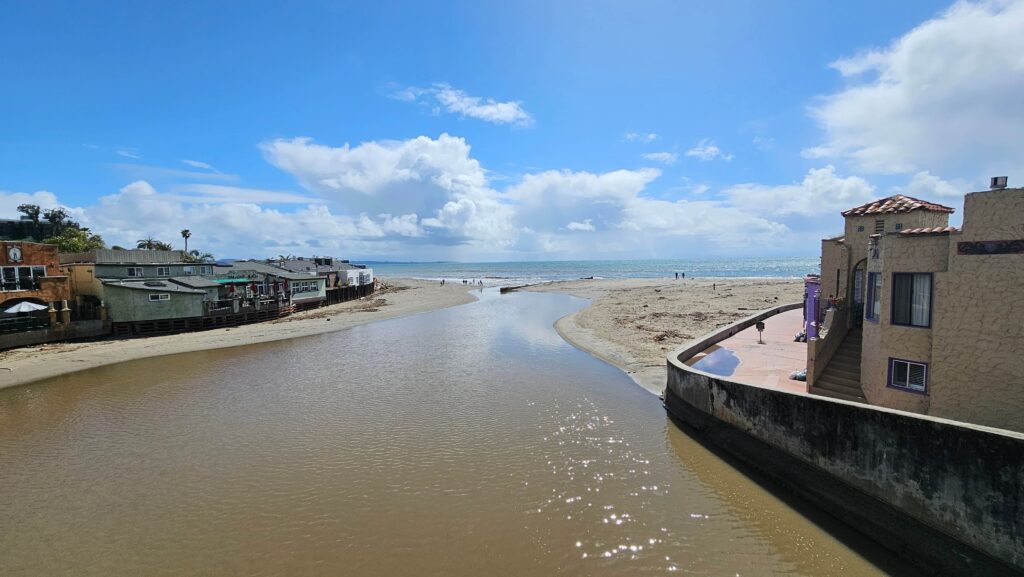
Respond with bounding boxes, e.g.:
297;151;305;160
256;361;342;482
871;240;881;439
664;303;1024;576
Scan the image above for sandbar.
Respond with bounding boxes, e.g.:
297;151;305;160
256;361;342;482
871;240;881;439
527;277;805;394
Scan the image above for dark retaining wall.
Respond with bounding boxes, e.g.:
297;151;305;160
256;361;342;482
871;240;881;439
0;320;109;351
666;305;1024;576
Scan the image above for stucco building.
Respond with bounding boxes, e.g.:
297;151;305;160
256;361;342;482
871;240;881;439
806;185;1024;432
61;249;226;335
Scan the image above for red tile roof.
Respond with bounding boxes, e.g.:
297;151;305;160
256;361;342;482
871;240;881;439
899;226;960;236
841;194;956;217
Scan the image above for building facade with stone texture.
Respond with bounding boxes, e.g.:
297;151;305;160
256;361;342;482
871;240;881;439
0;241;71;318
810;187;1024;432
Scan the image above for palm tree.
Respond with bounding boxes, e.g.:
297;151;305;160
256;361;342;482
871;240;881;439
136;236;158;250
180;229;191;254
189;250;215;263
153;241;174;251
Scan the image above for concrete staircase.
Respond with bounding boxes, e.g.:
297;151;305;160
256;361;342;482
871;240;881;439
811;328;867;402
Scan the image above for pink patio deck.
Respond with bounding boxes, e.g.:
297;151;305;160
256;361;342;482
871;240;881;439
686;308;808;394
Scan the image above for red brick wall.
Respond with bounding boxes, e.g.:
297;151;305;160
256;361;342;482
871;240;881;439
0;241;61;274
0;241;70;305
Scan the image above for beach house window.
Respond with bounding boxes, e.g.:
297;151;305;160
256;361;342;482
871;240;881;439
865;273;882;321
891;273;931;327
148;293;170;301
126;267;143;277
183;266;195;275
874;219;885;233
199;265;212;275
889;358;928;393
156;266;171;276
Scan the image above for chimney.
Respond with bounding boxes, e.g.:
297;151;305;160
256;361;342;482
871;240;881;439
990;176;1008;190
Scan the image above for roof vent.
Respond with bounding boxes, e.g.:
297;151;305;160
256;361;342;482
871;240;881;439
990;176;1008;190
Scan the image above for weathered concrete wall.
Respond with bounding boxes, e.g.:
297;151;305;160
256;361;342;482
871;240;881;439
62;264;104;299
928;188;1024;431
0;320;109;350
667;309;1024;575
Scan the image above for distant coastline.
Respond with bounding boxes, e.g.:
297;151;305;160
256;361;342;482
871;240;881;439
373;256;818;286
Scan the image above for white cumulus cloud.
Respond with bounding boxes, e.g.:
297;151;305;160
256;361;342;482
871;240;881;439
806;0;1024;175
899;171;970;199
724;166;876;217
262;134;516;248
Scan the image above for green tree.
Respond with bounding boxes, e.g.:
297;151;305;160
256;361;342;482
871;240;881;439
153;241;174;251
43;228;105;252
180;229;191;254
16;204;42;240
43;207;70;235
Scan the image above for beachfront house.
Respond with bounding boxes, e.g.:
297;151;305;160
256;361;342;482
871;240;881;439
805;181;1024;431
0;242;116;349
0;241;72;330
210;260;328;310
60;250;217;334
262;257;375;303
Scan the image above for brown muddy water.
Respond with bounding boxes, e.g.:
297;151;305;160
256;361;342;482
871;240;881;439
0;290;916;576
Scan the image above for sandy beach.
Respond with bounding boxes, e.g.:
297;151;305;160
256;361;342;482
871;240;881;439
0;278;477;390
527;277;805;394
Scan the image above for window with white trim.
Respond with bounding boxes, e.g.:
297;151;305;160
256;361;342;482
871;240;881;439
183;266;195;275
890;358;927;393
126;267;143;277
156;266;171;276
148;293;171;301
199;265;212;275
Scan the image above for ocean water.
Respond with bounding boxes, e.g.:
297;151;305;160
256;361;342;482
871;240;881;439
369;257;819;285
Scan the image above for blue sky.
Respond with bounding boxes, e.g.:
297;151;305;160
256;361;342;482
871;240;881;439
2;1;1021;261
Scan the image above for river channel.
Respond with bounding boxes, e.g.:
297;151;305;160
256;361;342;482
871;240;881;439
0;290;914;576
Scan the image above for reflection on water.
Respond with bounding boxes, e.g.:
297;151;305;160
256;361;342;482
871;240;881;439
0;290;906;576
690;346;741;376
